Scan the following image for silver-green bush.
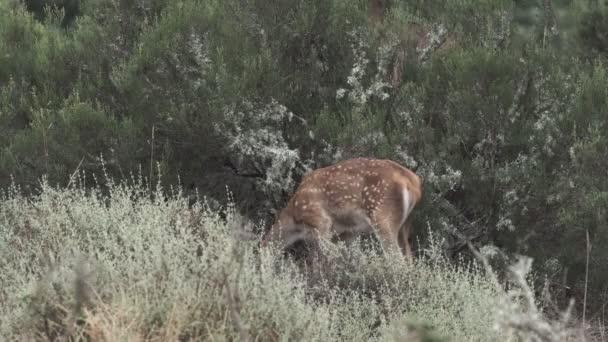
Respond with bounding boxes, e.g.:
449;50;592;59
0;177;584;341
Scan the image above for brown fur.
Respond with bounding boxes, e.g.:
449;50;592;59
261;158;422;260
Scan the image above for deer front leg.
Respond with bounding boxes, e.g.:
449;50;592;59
301;209;333;258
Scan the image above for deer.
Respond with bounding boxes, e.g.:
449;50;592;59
261;158;422;260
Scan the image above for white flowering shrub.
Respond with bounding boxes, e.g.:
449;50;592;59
214;100;305;202
336;29;392;109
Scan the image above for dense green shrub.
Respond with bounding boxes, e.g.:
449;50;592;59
1;0;608;326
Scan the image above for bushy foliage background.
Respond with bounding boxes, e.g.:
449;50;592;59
2;0;608;329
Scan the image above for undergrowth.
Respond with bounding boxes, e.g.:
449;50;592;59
0;176;585;341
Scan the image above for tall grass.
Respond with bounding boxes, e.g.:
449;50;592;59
0;176;583;341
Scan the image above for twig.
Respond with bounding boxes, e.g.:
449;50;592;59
419;24;448;62
43;122;53;174
66;156;85;188
149;124;155;194
542;0;558;49
583;229;591;326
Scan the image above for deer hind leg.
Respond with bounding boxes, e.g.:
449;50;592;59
373;186;414;259
371;210;402;256
398;219;414;262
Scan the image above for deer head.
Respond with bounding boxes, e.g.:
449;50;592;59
261;158;422;259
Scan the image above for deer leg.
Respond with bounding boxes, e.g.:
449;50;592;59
372;213;402;256
301;209;333;257
376;229;401;255
398;219;414;262
304;211;332;241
